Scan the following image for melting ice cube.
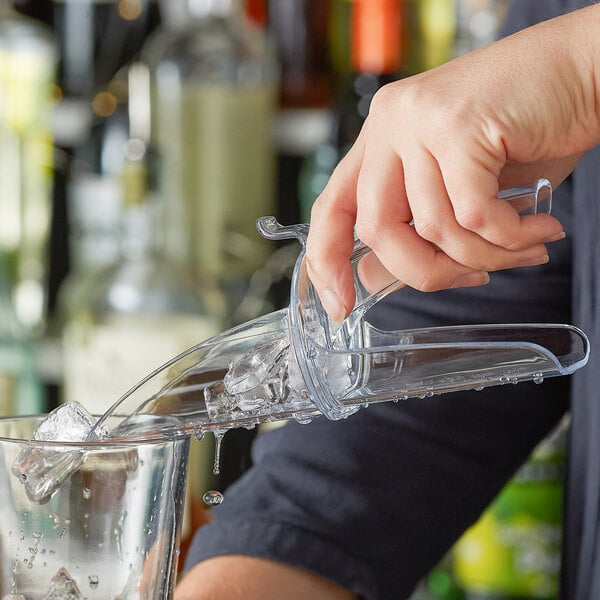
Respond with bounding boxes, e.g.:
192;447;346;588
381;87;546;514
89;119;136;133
11;403;108;504
32;402;107;442
224;336;289;395
44;567;82;599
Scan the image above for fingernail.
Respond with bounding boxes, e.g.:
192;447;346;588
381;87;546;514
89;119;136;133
451;271;490;288
320;289;346;324
518;254;550;267
546;231;566;243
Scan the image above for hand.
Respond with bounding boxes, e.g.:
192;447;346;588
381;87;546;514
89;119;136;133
175;556;358;600
306;5;600;322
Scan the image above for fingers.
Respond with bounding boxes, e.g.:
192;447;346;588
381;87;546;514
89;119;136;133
304;76;569;323
401;147;560;271
305;139;365;322
354;132;488;292
438;142;565;252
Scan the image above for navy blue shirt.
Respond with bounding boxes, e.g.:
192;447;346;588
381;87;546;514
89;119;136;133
185;3;596;598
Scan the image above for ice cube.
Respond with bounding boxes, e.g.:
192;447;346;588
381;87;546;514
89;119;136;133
224;336;289;395
9;403;108;505
44;567;82;599
11;446;84;504
204;381;238;421
33;402;107;442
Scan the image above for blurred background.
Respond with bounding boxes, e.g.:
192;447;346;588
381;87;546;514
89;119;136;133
2;1;565;598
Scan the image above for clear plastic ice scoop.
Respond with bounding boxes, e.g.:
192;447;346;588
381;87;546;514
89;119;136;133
91;179;589;439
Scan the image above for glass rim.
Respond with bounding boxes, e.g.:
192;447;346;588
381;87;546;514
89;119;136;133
0;414;191;446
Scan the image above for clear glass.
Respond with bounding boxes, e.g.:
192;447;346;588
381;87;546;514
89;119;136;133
89;180;589;440
0;415;190;599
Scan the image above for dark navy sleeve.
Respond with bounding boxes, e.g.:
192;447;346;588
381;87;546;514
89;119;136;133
184;4;573;599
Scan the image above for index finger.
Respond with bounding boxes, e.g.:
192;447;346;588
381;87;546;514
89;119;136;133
305;139;366;322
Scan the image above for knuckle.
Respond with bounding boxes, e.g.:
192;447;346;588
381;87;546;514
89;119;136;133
369;84;396;115
413;217;444;245
309;196;328;221
455;207;486;232
411;274;441;293
354;220;380;247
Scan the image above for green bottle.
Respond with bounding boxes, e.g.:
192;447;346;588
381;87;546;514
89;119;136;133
0;251;45;415
452;420;566;600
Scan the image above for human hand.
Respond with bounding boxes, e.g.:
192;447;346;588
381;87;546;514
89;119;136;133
175;555;358;599
306;5;600;322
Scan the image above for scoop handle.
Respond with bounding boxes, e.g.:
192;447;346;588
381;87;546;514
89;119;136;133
344;179;553;329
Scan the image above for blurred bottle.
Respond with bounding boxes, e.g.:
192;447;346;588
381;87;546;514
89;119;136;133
412;0;457;73
244;0;266;28
61;63;222;413
52;0;159;100
327;0;351;78
451;420;567;600
141;0;278;321
55;74;129;330
0;250;45;415
267;0;335;239
269;0;333;110
298;0;408;222
0;0;56;332
454;0;510;57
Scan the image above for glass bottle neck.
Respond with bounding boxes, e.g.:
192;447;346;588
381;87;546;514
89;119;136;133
120;147;162;261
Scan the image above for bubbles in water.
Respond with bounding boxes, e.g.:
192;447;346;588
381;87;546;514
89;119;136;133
203;490;224;506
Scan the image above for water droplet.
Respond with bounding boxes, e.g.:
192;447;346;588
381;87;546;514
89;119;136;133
20;474;27;483
212;430;225;476
203;490;224;506
533;373;544;384
88;574;99;589
473;386;484;392
499;376;510;384
294;414;313;425
82;488;91;500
